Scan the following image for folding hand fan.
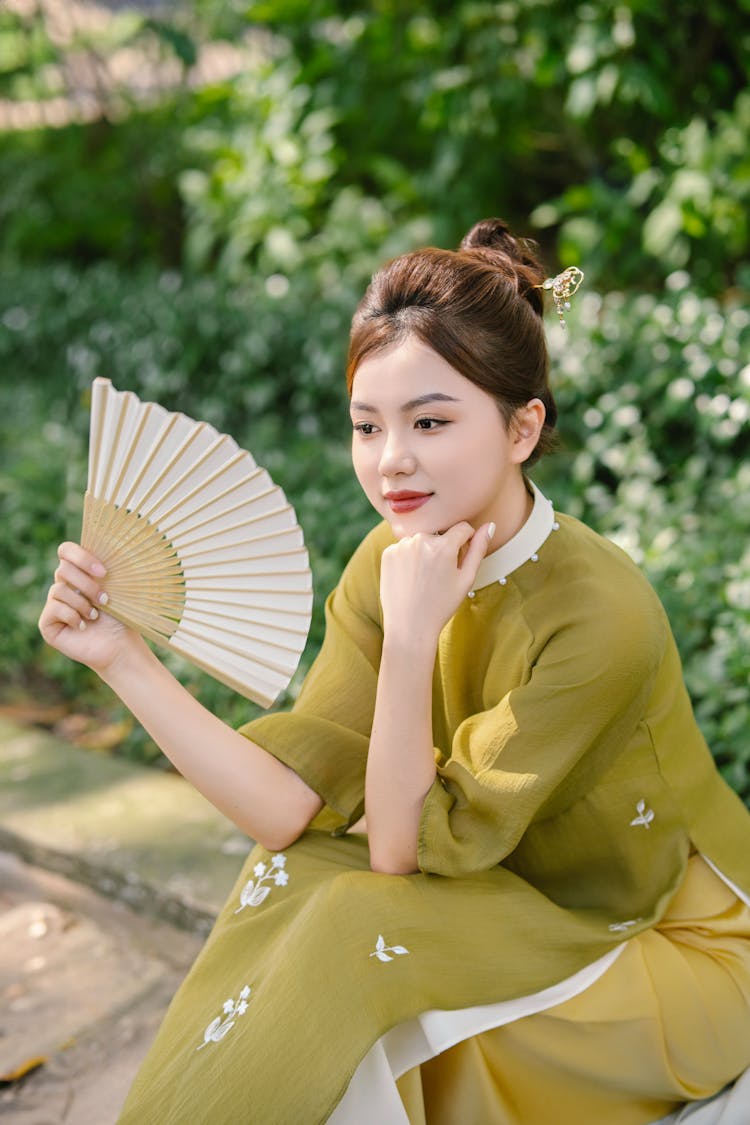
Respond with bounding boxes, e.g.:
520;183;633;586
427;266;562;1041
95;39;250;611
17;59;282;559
80;377;313;708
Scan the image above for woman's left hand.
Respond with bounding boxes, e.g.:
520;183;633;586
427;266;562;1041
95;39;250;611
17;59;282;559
379;520;493;649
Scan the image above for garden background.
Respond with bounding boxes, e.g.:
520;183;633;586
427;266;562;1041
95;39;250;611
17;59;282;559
1;0;749;804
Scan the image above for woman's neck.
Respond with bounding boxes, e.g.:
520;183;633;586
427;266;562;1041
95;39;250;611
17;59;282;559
486;474;534;554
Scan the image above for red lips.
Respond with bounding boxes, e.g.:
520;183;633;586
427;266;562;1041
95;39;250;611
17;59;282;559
384;490;432;513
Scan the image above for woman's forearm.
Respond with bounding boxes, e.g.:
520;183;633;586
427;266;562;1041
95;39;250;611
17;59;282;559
364;522;492;873
101;635;323;850
365;636;437;874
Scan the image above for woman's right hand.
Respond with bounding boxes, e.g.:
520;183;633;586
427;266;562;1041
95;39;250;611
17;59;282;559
38;542;139;676
38;541;322;849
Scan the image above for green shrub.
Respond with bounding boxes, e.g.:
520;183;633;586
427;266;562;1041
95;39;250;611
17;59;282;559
0;260;374;751
537;91;750;293
3;2;748;296
2;262;748;800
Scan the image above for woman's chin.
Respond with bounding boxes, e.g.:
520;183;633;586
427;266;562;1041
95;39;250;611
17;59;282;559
386;514;449;539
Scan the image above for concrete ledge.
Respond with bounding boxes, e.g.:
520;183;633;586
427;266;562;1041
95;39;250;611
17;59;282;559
0;717;253;933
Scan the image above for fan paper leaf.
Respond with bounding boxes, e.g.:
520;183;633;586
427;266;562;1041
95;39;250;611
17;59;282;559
81;378;313;707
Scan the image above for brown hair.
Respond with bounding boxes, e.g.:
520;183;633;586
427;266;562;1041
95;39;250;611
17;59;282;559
346;218;557;465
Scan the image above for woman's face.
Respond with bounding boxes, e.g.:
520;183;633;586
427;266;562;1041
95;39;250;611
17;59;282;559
350;336;539;540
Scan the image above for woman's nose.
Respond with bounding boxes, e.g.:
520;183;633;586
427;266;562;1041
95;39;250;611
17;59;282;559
378;433;416;477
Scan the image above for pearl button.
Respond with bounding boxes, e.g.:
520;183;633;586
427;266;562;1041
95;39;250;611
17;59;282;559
499;577;507;586
531;553;539;562
467;590;476;599
552;521;560;531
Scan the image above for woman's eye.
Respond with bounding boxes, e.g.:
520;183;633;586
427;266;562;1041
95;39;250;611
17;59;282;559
353;421;377;435
415;417;445;431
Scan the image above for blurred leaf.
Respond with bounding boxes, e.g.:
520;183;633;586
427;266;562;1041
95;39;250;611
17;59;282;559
1;1056;47;1084
141;18;198;68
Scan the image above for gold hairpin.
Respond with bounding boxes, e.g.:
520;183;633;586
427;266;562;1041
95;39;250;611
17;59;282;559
536;266;584;328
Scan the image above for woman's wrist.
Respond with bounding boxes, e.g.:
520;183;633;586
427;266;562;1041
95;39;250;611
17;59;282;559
381;627;439;662
98;630;160;692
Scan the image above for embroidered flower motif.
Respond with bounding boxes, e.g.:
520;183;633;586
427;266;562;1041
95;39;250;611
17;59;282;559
608;918;643;933
197;985;251;1050
630;799;655;829
369;934;410;963
235;853;290;912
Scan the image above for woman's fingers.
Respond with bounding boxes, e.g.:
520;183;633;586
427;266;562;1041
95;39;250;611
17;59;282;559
48;579;101;622
42;594;86;634
39;542;133;675
54;545;108;611
457;520;495;580
40;582;86;636
56;541;107;578
413;520;493;584
40;542;108;641
54;558;107;608
436;520;478;550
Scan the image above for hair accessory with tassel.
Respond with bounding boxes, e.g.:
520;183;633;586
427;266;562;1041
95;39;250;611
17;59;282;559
537;266;584;328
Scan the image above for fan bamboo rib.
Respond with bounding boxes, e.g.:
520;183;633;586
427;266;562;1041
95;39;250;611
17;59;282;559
80;378;313;707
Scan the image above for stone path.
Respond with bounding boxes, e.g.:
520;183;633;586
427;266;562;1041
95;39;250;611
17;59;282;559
0;716;249;1122
0;851;203;1124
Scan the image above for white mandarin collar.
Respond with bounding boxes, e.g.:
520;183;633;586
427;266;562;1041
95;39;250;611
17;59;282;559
469;482;558;594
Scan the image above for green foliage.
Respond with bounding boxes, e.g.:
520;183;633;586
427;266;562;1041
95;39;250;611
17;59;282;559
241;0;750;291
176;49;429;288
539;91;750;292
2;2;748;291
2;263;749;801
0;108;188;266
0;5;60;99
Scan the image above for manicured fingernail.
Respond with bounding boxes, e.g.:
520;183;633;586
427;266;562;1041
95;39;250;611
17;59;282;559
98;592;109;606
91;563;107;577
89;607;99;621
487;522;496;540
78;620;87;631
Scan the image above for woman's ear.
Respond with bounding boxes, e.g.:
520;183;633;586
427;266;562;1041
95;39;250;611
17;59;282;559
510;399;546;464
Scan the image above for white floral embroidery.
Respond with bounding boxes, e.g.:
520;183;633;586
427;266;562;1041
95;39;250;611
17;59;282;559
197;985;251;1050
630;799;655;829
235;853;289;912
608;918;643;933
369;934;410;963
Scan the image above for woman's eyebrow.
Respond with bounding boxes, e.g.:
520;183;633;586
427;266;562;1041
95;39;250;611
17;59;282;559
402;392;461;411
350;392;461;414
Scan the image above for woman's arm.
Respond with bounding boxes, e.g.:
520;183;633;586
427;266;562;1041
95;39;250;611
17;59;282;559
38;543;322;849
365;522;492;873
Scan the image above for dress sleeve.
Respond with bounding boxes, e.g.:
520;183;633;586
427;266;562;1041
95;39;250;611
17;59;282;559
237;524;387;825
418;577;670;877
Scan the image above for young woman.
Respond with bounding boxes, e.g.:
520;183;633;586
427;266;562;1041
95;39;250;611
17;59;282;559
39;219;750;1124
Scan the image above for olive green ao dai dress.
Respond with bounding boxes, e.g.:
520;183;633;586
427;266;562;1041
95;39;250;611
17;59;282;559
118;486;750;1125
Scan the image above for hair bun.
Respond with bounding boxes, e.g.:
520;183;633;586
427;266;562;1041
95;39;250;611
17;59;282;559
459;217;516;255
459;217;545;316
